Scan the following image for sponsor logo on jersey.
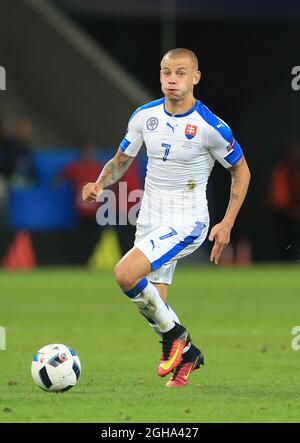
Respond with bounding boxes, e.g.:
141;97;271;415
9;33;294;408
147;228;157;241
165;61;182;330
185;124;197;139
146;117;159;130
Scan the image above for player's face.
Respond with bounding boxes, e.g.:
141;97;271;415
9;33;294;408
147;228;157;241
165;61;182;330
160;56;200;101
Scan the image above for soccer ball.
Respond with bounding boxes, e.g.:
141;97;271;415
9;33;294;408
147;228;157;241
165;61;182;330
31;343;81;392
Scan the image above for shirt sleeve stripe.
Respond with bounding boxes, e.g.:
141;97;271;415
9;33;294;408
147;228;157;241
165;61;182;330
224;141;243;165
196;101;232;143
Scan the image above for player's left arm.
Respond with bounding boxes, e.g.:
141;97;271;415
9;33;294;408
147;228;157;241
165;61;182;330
209;155;251;264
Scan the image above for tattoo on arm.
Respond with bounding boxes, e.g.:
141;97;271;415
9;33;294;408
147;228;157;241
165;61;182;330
225;157;250;220
227;167;242;212
97;150;134;188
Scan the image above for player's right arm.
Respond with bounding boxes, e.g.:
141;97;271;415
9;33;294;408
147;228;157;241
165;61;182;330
82;150;135;202
82;106;144;203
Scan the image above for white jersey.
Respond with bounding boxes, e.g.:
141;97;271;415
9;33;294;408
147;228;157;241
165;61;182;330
119;98;243;226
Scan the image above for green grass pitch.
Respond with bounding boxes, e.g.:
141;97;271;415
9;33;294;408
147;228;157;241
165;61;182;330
0;265;300;423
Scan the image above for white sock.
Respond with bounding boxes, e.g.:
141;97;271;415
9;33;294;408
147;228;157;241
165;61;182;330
127;279;175;333
148;304;179;335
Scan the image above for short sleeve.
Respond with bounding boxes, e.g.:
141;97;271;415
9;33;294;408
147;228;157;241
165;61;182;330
118;108;144;157
207;120;243;169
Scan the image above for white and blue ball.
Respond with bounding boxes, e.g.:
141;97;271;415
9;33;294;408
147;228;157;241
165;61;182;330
31;344;81;392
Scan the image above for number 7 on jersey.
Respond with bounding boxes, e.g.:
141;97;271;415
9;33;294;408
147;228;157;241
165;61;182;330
162;143;171;162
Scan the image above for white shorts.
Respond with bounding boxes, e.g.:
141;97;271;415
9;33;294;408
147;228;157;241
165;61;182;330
134;221;209;285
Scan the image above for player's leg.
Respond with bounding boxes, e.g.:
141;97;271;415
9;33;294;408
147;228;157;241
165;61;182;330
144;277;204;387
141;282;179;335
114;247;175;332
141;280;205;388
134;221;208;385
114;247;190;376
153;283;168;303
152;284;205;389
144;282;192;353
145;282;179;331
115;248;174;332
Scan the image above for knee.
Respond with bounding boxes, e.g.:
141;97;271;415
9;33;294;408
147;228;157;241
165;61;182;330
114;263;135;290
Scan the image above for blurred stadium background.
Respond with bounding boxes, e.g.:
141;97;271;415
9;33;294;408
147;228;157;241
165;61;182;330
0;0;299;269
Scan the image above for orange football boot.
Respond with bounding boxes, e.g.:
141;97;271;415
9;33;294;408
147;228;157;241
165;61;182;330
166;344;204;387
157;326;190;377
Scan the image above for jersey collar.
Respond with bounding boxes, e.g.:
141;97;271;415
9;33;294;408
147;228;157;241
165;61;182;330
163;99;199;118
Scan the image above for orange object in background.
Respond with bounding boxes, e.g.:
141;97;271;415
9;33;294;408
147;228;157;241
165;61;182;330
235;238;252;267
218;243;235;267
2;231;36;270
218;238;252;268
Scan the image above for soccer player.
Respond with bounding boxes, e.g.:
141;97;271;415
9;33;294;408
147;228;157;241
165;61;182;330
82;48;251;387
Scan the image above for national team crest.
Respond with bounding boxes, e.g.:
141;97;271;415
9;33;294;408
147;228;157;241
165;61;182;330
185;124;197;139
